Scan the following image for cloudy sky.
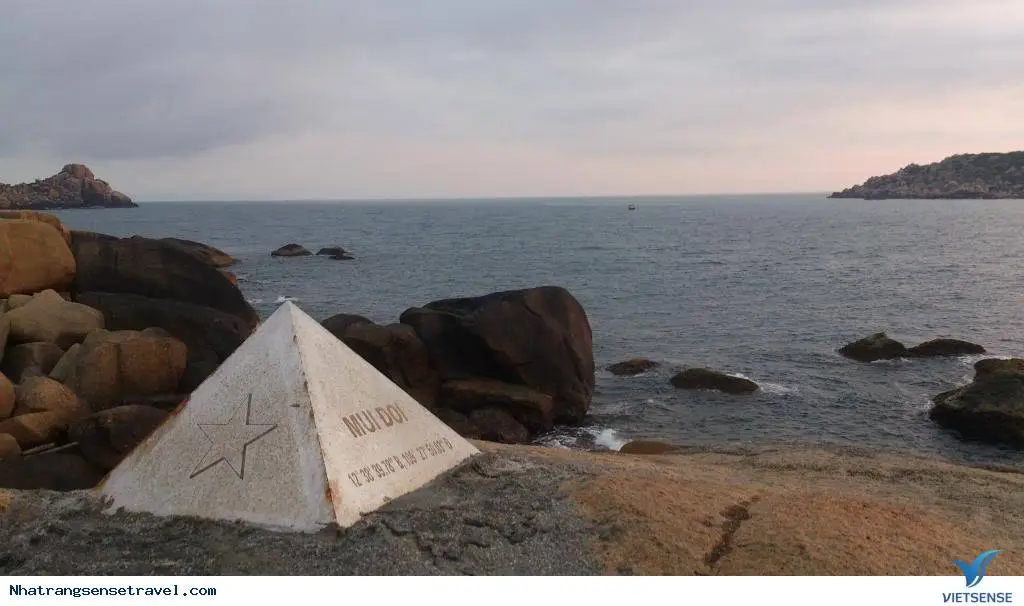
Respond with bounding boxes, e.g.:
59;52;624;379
1;0;1022;201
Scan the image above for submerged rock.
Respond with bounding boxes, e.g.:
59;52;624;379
908;338;986;357
670;368;759;395
838;332;908;362
271;243;312;257
619;440;682;455
606;358;659;376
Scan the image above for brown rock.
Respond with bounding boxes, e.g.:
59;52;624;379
974;358;1024;381
5;289;104;348
432;408;481;439
0;210;71;244
930;358;1024;447
607;358;660;376
2;342;64;383
838;332;908;363
69;232;258;329
0;219;76;296
0;433;19;459
0;411;68;449
438;379;555;434
619;440;682;455
0;372;13;418
48;343;81;383
467;407;530;444
321;313;373;339
670;368;760;395
13;376;87;420
271;243;311;257
400;286;595;424
339;322;439;408
908;338;986;358
316;246;348;256
66;329;187;411
160;238;237;268
0;452;104;490
73;292;254;392
67;405;169;472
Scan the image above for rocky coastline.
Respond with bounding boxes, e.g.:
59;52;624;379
0;164;135;210
828;151;1024;199
0;210;1023;575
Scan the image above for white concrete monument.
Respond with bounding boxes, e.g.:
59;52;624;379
97;301;480;532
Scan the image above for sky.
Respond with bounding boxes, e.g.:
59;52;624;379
1;0;1022;201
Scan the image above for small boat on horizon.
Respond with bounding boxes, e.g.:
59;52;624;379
627;203;637;210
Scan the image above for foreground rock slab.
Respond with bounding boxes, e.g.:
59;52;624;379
1;443;1021;575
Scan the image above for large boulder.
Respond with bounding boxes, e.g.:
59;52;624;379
908;339;986;357
930;358;1024;447
0;373;13;419
0;433;19;459
0;452;104;490
271;243;311;257
69;232;258;329
0;411;68;449
47;343;81;383
65;329;188;411
4;289;104;348
838;332;908;362
0;218;76;296
670;368;760;395
321;313;373;339
467;407;530;444
73;292;253;392
66;405;169;472
160;238;237;268
0;210;71;244
1;342;64;383
12;376;87;420
438;379;555;434
337;321;439;408
606;358;660;376
400;286;595;424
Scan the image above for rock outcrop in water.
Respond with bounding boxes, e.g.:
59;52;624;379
606;358;659;376
670;368;759;394
839;333;986;362
323;286;596;444
0;164;135;210
829;151;1024;199
930;358;1024;447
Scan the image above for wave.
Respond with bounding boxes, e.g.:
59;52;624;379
590;427;629;451
246;298;264;305
275;295;299;304
726;372;798;395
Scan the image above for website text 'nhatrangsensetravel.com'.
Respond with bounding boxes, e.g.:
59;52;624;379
10;584;218;599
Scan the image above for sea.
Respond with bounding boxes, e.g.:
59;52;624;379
50;194;1024;467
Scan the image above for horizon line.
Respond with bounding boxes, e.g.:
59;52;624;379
134;190;832;203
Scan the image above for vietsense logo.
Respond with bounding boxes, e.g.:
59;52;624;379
943;550;1013;604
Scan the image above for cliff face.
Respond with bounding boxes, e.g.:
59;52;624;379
0;164;136;210
829;151;1024;200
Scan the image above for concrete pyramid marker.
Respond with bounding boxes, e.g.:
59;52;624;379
97;301;479;532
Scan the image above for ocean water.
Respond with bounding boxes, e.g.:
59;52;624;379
51;194;1024;467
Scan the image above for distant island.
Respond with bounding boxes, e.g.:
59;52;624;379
0;163;136;210
828;151;1024;200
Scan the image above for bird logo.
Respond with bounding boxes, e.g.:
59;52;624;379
954;550;1002;588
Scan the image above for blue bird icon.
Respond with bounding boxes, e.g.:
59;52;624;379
954;550;1003;588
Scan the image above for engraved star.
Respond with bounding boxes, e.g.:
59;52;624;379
189;393;277;480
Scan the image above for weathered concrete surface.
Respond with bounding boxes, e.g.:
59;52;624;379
97;302;478;532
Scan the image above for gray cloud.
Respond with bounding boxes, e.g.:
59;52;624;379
0;0;1021;196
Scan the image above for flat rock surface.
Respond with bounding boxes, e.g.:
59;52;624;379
2;441;1023;576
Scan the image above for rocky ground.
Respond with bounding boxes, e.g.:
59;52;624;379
2;441;1022;576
